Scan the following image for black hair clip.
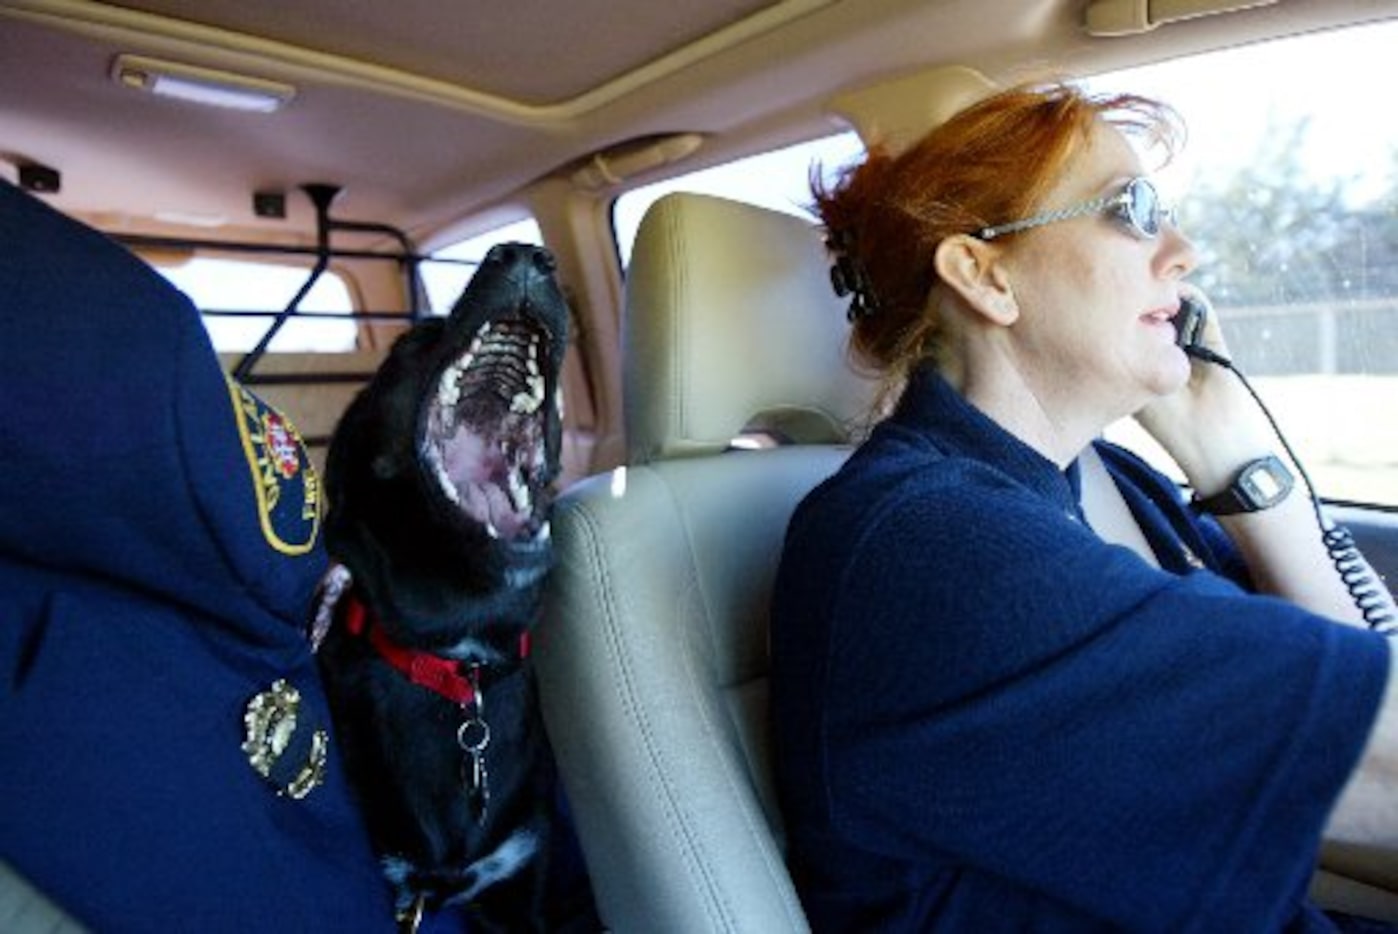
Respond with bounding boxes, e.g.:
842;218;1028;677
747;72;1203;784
826;230;879;323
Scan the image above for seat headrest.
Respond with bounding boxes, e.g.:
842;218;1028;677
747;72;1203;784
624;192;875;463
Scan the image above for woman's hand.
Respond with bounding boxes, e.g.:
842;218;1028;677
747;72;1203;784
1135;286;1397;629
1133;286;1279;496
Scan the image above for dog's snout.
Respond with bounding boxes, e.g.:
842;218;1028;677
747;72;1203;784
458;242;567;334
484;242;555;276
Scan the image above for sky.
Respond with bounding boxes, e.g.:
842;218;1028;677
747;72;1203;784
1090;18;1398;203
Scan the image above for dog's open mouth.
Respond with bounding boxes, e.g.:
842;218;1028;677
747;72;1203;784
420;318;553;542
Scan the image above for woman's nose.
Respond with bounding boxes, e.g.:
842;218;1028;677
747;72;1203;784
1157;222;1198;280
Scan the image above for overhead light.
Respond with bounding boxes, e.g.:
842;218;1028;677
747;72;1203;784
112;55;295;113
153;210;228;228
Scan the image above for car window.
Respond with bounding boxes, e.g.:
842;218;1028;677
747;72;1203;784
156;214;544;354
157;257;357;352
1091;20;1398;508
612;132;863;267
423;217;544;314
608;22;1398;510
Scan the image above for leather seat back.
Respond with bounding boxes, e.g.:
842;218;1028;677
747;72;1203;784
536;192;873;932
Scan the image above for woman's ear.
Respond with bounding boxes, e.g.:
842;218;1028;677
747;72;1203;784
933;234;1019;326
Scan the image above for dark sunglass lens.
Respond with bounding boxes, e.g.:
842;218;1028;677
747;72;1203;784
1129;179;1159;236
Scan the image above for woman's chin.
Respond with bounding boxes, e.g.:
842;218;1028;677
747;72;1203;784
1136;346;1192;400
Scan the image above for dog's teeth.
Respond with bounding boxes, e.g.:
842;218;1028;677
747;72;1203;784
437;367;462;409
507;469;531;514
509;373;546;415
441;480;461;505
432;457;461;504
485;519;500;539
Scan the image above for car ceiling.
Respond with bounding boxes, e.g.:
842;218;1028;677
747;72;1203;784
1;0;1394;247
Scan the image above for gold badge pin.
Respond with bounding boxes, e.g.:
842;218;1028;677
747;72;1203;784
242;679;328;800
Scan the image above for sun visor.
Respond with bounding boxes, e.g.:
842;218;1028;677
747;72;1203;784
826;65;998;156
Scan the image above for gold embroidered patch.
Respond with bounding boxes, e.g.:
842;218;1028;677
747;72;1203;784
227;376;321;555
242;679;328;800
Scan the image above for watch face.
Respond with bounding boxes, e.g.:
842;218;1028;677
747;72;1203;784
1241;459;1293;507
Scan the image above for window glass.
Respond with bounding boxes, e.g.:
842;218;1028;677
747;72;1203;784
422;217;544;314
158;257;356;352
1092;21;1398;507
612;133;863;266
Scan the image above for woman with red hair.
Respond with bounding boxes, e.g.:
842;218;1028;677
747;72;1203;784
771;80;1398;931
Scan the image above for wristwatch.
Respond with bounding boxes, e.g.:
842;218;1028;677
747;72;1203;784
1191;454;1295;516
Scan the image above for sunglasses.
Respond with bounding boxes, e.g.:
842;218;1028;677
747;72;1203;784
977;177;1178;241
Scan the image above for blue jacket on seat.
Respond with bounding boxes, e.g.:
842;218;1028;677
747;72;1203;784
0;180;395;931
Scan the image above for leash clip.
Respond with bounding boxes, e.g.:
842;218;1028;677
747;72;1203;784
457;667;491;823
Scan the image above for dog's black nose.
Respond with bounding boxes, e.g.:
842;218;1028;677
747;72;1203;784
531;248;556;274
484;243;555;276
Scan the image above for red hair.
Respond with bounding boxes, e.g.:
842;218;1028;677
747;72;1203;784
814;79;1183;399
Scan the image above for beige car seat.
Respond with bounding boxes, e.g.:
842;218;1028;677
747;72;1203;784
535;191;873;932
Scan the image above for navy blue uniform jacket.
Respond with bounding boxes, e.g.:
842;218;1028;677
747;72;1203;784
771;365;1390;932
0;181;395;930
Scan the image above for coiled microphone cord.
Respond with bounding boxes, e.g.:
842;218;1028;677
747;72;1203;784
1185;344;1396;634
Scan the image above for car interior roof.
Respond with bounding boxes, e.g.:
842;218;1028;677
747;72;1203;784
3;0;1393;248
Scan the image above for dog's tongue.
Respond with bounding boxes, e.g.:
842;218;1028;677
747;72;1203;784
440;425;527;539
464;483;526;539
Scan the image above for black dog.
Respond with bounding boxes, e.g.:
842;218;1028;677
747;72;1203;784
316;243;588;931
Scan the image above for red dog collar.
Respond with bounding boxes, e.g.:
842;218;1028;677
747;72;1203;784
341;593;529;706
